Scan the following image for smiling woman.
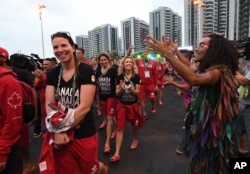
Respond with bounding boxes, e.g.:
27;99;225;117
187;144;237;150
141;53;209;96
109;54;144;162
38;31;108;174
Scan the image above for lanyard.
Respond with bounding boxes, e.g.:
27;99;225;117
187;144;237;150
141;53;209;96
144;59;149;70
57;67;77;97
124;75;134;86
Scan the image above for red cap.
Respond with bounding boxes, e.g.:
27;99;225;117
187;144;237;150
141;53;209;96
0;47;12;65
0;47;9;58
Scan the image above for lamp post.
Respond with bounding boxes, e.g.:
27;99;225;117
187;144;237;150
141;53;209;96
194;0;205;43
37;4;46;59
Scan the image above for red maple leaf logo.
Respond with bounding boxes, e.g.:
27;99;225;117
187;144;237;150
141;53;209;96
8;92;22;109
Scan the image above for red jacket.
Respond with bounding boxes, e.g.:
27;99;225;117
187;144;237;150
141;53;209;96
135;59;158;86
0;67;23;163
82;58;91;65
156;63;166;82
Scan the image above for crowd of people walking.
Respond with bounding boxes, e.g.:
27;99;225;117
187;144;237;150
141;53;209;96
0;31;250;174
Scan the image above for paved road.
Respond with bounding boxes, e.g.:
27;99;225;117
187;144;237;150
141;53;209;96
29;87;250;174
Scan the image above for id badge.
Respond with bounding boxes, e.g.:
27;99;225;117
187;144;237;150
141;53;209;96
145;70;150;78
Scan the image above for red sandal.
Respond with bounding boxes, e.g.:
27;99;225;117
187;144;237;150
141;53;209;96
159;100;163;105
111;131;116;139
99;122;107;129
97;109;102;116
130;140;138;150
110;155;120;162
104;144;111;153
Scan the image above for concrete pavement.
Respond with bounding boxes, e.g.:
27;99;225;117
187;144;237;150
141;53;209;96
29;86;250;173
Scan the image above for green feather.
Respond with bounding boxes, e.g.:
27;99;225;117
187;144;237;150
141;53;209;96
225;123;232;143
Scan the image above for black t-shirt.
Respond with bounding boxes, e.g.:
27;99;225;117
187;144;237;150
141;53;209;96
116;74;141;105
46;62;97;139
96;67;118;100
93;64;101;75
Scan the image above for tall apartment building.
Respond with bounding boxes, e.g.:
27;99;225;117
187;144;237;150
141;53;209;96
118;37;123;57
75;35;90;59
184;0;250;47
184;0;211;47
88;24;118;57
184;0;225;47
228;0;238;40
149;6;182;46
237;0;250;40
121;17;149;55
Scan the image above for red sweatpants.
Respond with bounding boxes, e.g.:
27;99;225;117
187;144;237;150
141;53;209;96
54;133;99;174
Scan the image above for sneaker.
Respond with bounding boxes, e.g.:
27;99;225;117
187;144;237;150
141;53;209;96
175;146;186;155
235;149;250;158
151;108;156;114
33;132;43;138
176;144;188;154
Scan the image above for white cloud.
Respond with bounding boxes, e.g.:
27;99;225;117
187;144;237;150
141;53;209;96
0;0;184;58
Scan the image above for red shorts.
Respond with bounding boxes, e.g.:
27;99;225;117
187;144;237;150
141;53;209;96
116;102;145;130
54;133;99;174
157;78;165;90
18;124;30;148
100;98;117;116
157;83;164;90
139;84;156;99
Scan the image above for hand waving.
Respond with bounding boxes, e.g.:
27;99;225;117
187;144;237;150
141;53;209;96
144;35;176;61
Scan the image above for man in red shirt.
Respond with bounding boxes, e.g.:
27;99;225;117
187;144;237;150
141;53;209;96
76;48;91;65
0;47;23;173
135;48;158;118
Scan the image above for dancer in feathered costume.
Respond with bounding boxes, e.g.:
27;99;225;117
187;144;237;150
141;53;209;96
187;64;239;174
145;33;239;174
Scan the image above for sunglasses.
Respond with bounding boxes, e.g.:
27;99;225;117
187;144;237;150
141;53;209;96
51;31;72;40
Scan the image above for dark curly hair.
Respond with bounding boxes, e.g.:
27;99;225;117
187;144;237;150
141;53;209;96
198;33;239;75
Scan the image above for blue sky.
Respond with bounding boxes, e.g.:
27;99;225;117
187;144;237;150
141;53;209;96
0;0;184;58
